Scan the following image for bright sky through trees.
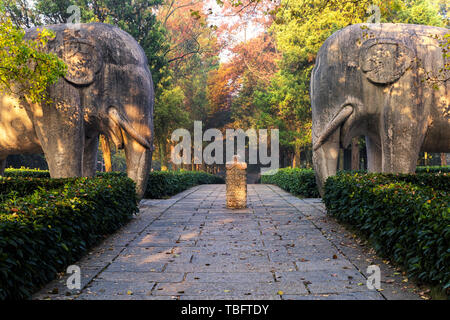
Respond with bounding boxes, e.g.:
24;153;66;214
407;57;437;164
206;0;278;62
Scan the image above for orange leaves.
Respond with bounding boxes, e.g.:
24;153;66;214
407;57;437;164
158;0;216;69
207;32;279;115
207;65;236;113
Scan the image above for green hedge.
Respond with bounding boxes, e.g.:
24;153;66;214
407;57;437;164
0;176;138;300
260;167;449;199
416;166;450;174
3;169;224;199
145;170;224;199
0;177;67;199
4;168;127;179
261;168;319;198
4;168;50;178
323;172;450;290
387;172;450;191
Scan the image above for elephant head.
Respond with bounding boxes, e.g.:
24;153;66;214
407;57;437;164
24;23;154;198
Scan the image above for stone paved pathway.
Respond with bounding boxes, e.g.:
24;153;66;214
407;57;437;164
34;184;423;300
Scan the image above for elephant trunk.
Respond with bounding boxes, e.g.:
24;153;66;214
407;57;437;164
313;106;353;152
108;107;153;199
313;129;341;197
124;136;152;199
312;105;354;196
108;108;152;149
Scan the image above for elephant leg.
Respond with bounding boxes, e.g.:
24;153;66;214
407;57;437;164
31;82;84;177
378;67;430;173
36;127;84;178
365;136;382;172
380;111;425;174
83;135;100;177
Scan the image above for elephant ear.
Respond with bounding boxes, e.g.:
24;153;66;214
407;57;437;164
420;44;450;82
60;39;103;86
359;38;414;85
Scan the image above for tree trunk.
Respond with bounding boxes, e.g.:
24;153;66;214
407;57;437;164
159;143;167;170
351;137;360;171
170;145;177;170
441;153;447;166
100;135;112;172
293;144;301;168
338;148;345;171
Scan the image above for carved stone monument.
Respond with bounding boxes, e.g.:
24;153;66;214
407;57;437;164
310;23;450;196
226;155;247;209
0;23;155;199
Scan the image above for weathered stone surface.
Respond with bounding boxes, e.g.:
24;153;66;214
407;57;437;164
283;292;384;300
105;261;166;272
311;23;450;194
185;272;274;283
0;23;154;198
178;295;281;300
33;184;423;300
97;272;184;283
275;270;365;283
82;280;156;297
33;267;103;300
226;156;248;209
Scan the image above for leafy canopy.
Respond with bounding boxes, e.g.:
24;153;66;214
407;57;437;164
0;3;66;103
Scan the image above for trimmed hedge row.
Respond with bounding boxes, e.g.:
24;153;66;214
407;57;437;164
261;168;319;198
382;172;450;191
416;166;450;174
260;167;449;198
3;168;224;199
4;168;127;179
323;172;450;290
145;171;224;199
0;176;138;300
4;168;50;178
0;177;66;198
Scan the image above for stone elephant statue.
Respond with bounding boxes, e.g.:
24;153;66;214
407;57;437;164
0;23;154;198
311;23;449;195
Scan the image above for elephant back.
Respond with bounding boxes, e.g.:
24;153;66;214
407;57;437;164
25;23;149;86
356;24;449;85
315;23;449;86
